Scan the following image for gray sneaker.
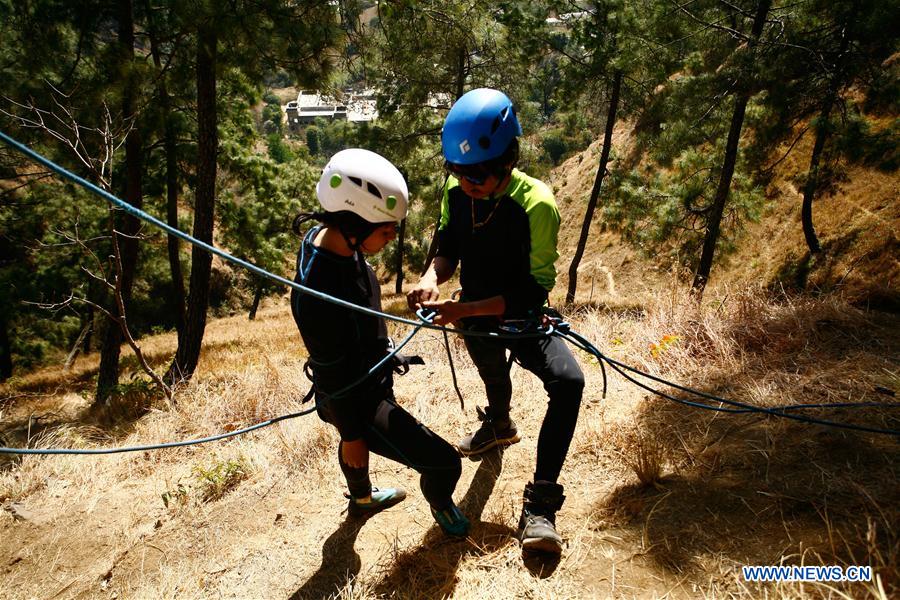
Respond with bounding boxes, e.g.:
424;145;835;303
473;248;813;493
458;406;520;456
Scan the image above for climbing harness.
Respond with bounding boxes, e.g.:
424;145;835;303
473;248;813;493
1;130;898;457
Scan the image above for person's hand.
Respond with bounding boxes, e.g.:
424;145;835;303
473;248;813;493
421;300;470;326
407;280;440;311
341;439;368;469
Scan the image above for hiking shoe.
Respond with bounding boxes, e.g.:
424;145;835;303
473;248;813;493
520;514;563;554
431;502;470;537
458;407;520;456
518;481;565;554
346;486;407;517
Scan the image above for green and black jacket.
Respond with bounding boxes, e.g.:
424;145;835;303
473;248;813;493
436;169;560;320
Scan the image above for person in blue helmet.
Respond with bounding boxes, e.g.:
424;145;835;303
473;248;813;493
292;149;469;537
407;89;585;554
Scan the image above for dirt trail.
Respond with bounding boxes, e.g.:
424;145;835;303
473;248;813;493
1;307;696;599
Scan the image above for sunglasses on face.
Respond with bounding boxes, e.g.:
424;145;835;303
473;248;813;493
444;161;490;185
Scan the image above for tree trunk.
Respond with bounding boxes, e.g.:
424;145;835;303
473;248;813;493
0;315;12;381
800;3;856;256
454;46;466;100
82;303;94;353
166;23;217;385
64;323;91;370
249;280;264;320
421;175;447;275
395;217;406;294
801;106;830;255
164;104;187;339
96;0;143;403
692;0;771;292
145;0;187;340
421;221;440;275
566;70;622;304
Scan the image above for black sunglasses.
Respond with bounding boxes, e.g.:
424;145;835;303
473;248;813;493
444;161;490;185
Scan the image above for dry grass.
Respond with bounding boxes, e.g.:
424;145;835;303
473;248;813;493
1;285;898;599
1;105;895;597
609;424;670;488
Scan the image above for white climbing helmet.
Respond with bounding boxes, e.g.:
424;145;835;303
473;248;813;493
316;149;409;223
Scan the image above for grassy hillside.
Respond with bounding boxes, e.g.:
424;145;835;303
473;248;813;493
551;121;899;310
1;126;898;599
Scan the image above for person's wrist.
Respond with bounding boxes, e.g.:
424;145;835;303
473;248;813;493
457;302;472;319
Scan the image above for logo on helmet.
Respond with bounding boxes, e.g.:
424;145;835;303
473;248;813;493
459;140;470;155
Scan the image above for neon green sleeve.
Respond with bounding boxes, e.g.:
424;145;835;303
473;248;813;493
439;176;457;231
522;179;560;291
435;176;460;263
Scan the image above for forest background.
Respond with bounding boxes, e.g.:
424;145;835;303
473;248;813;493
0;2;898;598
0;0;897;397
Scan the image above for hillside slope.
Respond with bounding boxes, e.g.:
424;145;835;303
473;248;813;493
550;123;899;310
1;120;898;600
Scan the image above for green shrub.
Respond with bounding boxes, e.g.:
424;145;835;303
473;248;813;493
194;457;251;503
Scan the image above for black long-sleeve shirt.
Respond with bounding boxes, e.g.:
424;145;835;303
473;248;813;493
435;169;560;320
290;226;392;441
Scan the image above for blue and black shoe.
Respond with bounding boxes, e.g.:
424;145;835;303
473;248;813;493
346;486;407;517
431;502;470;537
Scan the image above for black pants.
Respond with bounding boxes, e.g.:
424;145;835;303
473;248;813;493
323;397;462;511
463;332;585;483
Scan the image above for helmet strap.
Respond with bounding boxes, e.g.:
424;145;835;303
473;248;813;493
487;165;514;200
335;227;361;252
356;251;373;298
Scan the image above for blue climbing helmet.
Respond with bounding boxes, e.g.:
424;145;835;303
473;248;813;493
442;88;522;165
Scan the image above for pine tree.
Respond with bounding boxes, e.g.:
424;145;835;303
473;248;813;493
693;0;773;292
164;0;341;385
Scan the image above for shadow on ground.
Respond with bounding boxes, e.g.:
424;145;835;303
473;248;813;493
369;448;517;598
592;306;900;593
289;447;517;599
289;511;368;600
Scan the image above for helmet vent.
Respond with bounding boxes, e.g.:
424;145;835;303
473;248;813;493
491;113;503;133
348;176;363;187
366;182;383;199
478;136;491;149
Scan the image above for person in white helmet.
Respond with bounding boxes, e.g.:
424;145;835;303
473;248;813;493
290;149;469;536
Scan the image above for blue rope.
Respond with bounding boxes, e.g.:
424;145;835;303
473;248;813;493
558;329;900;436
2;130;898;456
0;410;316;455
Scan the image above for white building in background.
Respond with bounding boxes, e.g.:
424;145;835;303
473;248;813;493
285;90;378;130
546;11;588;29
